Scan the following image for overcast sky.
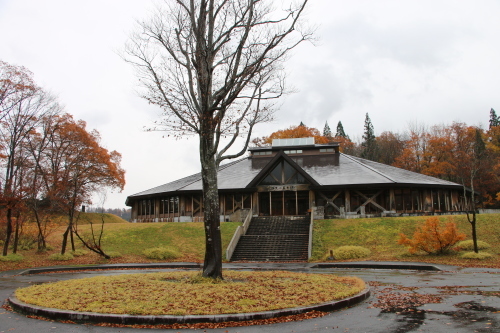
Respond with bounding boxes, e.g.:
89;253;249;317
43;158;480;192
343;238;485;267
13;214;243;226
1;0;499;209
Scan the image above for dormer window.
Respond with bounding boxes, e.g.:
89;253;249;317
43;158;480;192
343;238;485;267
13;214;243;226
254;151;272;156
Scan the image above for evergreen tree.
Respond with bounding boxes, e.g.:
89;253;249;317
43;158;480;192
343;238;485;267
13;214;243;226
361;113;379;161
489;108;499;129
335;121;349;139
323;121;332;138
299;121;306;127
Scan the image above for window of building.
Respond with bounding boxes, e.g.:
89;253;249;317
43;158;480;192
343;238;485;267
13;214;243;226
260;160;309;185
284;150;302;154
159;196;179;215
138;199;155;216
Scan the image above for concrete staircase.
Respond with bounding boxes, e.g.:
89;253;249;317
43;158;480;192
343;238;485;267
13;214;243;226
230;216;310;261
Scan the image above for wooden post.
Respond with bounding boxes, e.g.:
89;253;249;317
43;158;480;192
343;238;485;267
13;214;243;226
295;191;298;216
389;189;395;211
269;192;272;216
424;190;432;212
345;190;351;212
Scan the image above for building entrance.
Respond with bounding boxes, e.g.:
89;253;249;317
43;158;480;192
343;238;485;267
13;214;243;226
259;191;309;216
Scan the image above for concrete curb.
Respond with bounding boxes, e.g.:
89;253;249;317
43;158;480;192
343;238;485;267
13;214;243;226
312;262;443;271
19;263;202;275
8;288;371;325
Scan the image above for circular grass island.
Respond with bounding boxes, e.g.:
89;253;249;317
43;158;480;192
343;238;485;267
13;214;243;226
10;270;369;327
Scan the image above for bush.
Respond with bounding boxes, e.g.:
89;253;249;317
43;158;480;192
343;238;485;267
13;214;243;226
460;251;493;260
398;217;466;255
143;246;180;260
48;253;74;261
71;249;88;257
333;246;371;260
455;240;491;251
0;253;24;262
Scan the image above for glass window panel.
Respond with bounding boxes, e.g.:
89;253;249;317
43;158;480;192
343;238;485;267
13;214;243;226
284;161;296;183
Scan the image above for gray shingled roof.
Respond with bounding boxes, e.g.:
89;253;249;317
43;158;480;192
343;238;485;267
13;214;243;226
305;154;460;187
126;153;462;202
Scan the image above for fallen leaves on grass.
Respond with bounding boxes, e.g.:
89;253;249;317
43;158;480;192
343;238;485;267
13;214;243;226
15;270;365;316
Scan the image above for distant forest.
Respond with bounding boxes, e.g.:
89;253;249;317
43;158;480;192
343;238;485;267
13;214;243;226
86;207;131;221
253;109;500;208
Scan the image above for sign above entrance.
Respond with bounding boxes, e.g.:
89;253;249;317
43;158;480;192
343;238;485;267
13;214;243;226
257;184;310;192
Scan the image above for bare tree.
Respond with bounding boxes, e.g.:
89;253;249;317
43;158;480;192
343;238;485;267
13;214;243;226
454;125;487;253
126;0;311;278
0;61;38;121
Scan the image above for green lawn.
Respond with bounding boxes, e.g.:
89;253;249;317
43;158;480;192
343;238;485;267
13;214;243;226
1;214;499;272
96;221;241;260
312;214;500;267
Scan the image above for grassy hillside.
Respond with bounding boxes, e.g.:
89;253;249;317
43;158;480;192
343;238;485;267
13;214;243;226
0;222;241;271
312;214;500;267
76;212;130;224
92;222;240;261
0;214;498;272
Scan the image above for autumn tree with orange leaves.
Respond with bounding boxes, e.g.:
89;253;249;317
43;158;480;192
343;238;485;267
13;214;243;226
252;125;331;147
1;60;125;257
398;217;466;255
40;114;125;255
0;61;61;256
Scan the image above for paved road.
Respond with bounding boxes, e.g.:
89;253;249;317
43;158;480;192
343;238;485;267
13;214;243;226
1;262;499;333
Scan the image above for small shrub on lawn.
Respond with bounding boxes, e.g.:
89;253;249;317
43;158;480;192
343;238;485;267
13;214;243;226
455;240;491;251
398;217;466;255
333;246;371;260
0;253;24;262
48;253;74;261
143;246;180;260
71;249;88;257
460;252;493;260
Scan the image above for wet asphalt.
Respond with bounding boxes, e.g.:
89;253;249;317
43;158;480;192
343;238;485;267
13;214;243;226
1;262;499;333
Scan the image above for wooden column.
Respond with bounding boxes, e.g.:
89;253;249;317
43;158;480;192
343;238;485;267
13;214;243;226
309;190;315;209
345;190;351;212
424;190;432;212
155;199;160;221
389;189;395;211
132;201;138;221
252;192;258;215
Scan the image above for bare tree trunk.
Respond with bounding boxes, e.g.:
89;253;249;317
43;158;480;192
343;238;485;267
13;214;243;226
61;208;75;254
34;210;46;251
471;213;478;253
61;224;70;255
70;226;75;252
12;212;20;254
200;136;223;279
2;208;13;256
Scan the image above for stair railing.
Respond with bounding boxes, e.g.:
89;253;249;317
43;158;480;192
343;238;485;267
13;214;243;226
226;209;253;261
308;209;314;260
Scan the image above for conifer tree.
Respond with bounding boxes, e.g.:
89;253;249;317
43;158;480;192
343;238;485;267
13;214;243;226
361;113;379;161
323;121;332;138
335;121;349;139
489;108;499;129
299;121;306;127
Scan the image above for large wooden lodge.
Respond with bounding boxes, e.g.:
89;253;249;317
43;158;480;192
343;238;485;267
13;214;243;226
126;138;470;223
